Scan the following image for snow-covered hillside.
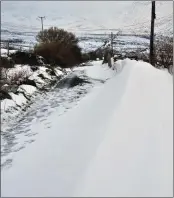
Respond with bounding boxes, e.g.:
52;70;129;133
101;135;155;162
1;1;173;35
1;59;173;197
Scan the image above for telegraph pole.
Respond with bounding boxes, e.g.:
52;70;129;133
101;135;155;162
111;32;113;57
149;1;156;66
38;16;45;32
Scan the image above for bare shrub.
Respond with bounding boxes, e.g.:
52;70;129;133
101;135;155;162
9;51;44;66
7;69;31;85
155;36;173;70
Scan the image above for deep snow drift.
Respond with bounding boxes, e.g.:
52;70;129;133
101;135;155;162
1;59;173;197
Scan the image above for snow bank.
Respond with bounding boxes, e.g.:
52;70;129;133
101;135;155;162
28;68;51;88
37;67;53;80
1;99;16;112
28;66;57;88
28;74;45;86
1;59;173;197
82;60;117;80
74;60;173;197
54;68;64;76
17;85;37;97
9;93;27;106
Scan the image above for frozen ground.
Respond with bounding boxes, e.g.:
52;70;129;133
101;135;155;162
1;59;173;197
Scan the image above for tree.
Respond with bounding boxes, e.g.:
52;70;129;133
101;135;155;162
34;27;82;68
36;27;78;45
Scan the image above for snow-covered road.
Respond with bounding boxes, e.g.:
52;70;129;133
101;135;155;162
1;64;108;168
1;60;173;197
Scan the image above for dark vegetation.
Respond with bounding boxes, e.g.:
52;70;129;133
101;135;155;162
154;36;173;72
34;27;83;68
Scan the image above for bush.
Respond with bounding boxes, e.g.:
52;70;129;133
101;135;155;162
0;57;15;82
0;56;14;69
7;69;31;85
9;51;45;66
34;27;82;68
81;53;90;62
155;36;173;69
36;27;78;45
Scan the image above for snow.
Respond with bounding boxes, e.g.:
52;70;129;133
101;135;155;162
54;68;64;76
1;48;17;56
65;68;72;73
81;61;115;80
1;99;16;112
7;65;32;79
9;92;27;106
1;59;173;197
79;40;104;52
28;68;52;88
17;85;37;97
37;67;52;80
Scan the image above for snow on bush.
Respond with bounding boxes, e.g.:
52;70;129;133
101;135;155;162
6;65;33;85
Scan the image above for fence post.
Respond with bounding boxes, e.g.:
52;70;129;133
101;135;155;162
7;41;10;56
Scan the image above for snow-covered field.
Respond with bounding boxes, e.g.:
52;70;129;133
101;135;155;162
1;59;173;197
1;34;150;54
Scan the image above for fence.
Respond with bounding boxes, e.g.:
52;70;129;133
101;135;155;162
1;40;35;55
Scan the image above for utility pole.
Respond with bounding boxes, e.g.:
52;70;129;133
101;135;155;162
38;16;45;32
111;32;113;57
149;1;156;66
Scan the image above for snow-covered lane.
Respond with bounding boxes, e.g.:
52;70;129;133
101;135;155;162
74;60;173;197
1;67;97;168
1;60;173;197
1;61;115;169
